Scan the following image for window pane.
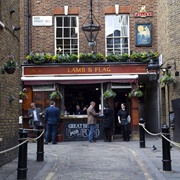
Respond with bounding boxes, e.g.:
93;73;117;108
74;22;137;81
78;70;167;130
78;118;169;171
71;17;77;27
64;17;70;27
71;39;78;48
56;28;62;38
107;38;113;48
64;28;70;37
114;38;120;48
64;39;70;48
122;38;128;47
56;17;62;26
71;28;77;37
56;39;63;51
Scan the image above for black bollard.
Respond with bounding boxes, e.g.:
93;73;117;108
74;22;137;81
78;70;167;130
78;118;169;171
37;123;44;161
139;118;145;148
17;129;28;180
162;124;172;171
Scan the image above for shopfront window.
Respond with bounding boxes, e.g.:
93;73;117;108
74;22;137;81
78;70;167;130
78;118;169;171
55;16;79;54
105;15;129;55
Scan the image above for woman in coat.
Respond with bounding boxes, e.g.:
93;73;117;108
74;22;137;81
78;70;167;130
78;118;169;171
103;105;113;142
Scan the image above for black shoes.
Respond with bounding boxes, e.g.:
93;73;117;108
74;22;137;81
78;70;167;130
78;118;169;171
52;142;57;144
89;140;96;143
104;139;111;142
44;142;48;144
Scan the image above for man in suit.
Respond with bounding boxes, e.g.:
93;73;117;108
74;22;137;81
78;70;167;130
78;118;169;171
87;101;100;142
44;101;60;144
28;102;43;129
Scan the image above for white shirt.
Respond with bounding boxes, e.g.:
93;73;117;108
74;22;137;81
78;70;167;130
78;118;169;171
33;109;38;121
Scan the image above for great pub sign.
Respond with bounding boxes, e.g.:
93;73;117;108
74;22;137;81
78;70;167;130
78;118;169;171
134;6;153;18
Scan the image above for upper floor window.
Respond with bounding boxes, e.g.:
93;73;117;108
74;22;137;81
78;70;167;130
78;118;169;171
55;16;79;54
105;15;129;55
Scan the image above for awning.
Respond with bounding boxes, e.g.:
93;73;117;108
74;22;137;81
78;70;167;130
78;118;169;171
21;75;138;85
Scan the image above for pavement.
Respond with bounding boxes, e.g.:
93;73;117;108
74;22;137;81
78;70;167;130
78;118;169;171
0;134;180;180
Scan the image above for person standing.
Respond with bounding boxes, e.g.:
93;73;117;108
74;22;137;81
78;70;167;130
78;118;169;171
28;102;43;129
74;104;84;115
87;101;100;142
117;103;131;142
44;101;60;144
103;105;113;142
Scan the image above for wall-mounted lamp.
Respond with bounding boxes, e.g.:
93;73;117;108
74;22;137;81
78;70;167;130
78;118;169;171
146;58;160;81
115;4;119;15
64;6;68;15
146;58;179;81
13;26;21;31
9;95;15;102
9;5;15;14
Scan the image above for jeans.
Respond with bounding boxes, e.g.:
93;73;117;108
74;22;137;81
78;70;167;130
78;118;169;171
45;123;57;143
89;124;96;141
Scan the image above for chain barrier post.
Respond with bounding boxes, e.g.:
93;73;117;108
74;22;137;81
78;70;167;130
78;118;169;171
162;124;172;171
139;118;145;148
17;129;28;180
37;122;44;161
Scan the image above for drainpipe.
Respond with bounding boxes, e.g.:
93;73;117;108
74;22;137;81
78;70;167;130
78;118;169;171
26;0;30;54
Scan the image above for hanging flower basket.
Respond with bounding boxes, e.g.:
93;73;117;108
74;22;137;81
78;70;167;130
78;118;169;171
103;89;116;99
19;91;28;99
50;90;63;100
0;55;18;74
158;72;176;86
128;88;143;98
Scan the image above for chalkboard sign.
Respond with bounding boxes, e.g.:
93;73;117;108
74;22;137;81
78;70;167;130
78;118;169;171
63;119;104;141
169;111;174;127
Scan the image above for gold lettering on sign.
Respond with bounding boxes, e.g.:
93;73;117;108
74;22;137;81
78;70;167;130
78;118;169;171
67;67;85;73
88;68;92;72
94;67;111;73
67;67;112;74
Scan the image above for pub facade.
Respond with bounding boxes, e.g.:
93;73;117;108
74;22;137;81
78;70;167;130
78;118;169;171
20;0;159;140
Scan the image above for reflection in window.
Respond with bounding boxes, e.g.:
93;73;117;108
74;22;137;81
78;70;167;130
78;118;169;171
55;16;79;54
105;15;129;55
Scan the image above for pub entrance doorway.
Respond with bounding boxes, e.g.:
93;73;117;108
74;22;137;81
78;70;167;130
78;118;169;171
113;89;131;135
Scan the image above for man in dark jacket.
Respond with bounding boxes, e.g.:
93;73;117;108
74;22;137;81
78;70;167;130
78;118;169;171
28;102;43;129
44;101;60;144
103;105;113;142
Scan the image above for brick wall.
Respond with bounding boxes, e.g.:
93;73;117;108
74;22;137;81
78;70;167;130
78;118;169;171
0;0;20;167
157;0;180;124
20;0;158;59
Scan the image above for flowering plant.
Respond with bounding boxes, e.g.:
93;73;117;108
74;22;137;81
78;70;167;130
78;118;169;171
128;88;143;98
50;90;63;100
103;89;116;99
158;72;176;86
19;91;28;99
0;55;18;74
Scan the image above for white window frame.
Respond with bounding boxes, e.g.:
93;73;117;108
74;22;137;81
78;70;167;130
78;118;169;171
105;14;130;55
54;16;79;55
